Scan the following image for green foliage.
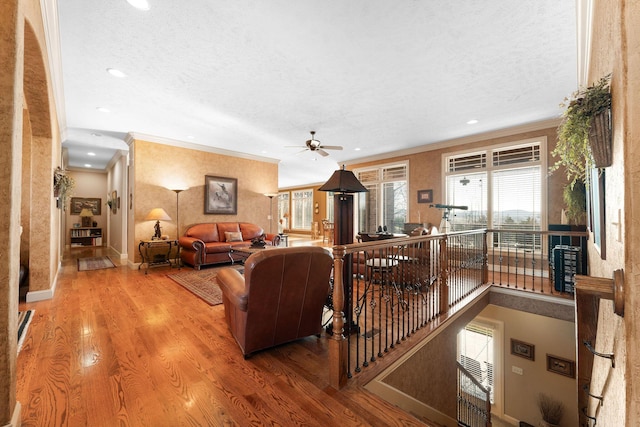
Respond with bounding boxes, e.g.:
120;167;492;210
563;180;586;225
550;74;611;225
550;74;612;188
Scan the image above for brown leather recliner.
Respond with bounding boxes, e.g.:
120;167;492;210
216;246;333;357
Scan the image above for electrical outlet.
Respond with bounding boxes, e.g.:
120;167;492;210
512;366;523;375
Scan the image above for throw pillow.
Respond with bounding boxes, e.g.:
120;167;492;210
225;231;243;242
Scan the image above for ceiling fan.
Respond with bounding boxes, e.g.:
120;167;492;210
290;131;343;157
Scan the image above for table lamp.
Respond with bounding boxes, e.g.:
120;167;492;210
79;208;94;227
145;208;172;239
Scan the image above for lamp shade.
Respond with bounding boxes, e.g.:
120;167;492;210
79;208;94;217
318;165;368;193
145;208;172;221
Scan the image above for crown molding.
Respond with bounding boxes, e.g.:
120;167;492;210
39;0;67;141
125;132;280;164
576;0;594;87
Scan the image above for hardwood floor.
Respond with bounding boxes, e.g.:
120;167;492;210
16;246;435;427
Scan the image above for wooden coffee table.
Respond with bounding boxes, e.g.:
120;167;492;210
230;245;278;264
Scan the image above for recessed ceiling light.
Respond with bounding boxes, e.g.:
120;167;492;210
354;147;361;151
467;119;479;125
87;152;96;156
126;0;150;11
84;164;92;168
96;107;110;113
107;68;127;78
90;132;102;137
186;135;194;140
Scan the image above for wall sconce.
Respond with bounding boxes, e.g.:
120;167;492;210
315;202;319;214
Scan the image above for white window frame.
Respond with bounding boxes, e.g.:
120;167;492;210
290;188;313;231
442;137;548;236
354;161;409;234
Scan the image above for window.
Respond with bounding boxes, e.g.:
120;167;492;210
458;322;495;404
443;139;546;248
277;192;289;233
326;191;334;222
355;163;408;233
291;189;313;230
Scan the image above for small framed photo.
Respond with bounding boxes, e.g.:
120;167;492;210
511;338;535;361
547;354;575;378
205;175;237;215
417;189;433;204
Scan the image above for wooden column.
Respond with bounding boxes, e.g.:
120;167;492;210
329;246;348;389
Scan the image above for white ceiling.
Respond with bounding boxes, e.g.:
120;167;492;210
56;0;577;188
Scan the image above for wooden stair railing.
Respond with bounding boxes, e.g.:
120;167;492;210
574;269;624;427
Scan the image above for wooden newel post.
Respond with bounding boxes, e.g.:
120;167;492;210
439;236;449;312
329;246;348;389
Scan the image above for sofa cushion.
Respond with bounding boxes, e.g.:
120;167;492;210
218;223;241;240
239;223;264;240
204;242;232;254
185;223;219;242
225;231;243;242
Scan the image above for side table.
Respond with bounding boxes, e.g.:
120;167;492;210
138;239;180;274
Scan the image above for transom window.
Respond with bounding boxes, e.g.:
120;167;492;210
444;138;546;249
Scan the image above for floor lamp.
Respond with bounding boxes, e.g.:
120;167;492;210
319;165;368;335
264;193;278;234
171;189;186;239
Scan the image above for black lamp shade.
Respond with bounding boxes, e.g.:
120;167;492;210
318;166;368;193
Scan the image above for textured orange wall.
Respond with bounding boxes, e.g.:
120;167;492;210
130;139;278;262
348;127;564;229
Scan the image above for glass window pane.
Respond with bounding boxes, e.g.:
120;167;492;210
445;172;487;231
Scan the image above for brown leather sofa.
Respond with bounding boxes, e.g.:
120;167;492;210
178;222;281;269
216;246;333;357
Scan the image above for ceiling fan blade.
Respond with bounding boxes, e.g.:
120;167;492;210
317;149;330;157
320;145;343;150
294;149;309;155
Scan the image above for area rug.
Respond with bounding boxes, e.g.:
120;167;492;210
18;310;34;353
77;256;116;271
167;265;243;306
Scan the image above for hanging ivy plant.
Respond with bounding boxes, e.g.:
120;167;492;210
550;74;612;187
550;74;611;224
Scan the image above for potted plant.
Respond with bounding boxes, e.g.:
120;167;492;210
537;393;564;427
551;74;612;183
53;167;75;209
550;74;611;224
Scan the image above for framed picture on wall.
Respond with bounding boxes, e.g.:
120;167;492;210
547;354;575;378
205;175;237;214
510;338;535;361
417;189;433;204
70;197;102;216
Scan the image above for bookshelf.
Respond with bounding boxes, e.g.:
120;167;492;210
70;227;102;247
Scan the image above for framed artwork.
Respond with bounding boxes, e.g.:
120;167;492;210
589;167;606;259
111;190;118;214
205;175;237;214
547;354;575;378
417;189;433;204
510;338;535;361
70;197;102;215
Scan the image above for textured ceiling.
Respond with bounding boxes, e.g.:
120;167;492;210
57;0;577;187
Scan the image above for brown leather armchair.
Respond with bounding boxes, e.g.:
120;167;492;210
216;246;333;357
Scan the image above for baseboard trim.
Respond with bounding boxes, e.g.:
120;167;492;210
25;273;57;302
